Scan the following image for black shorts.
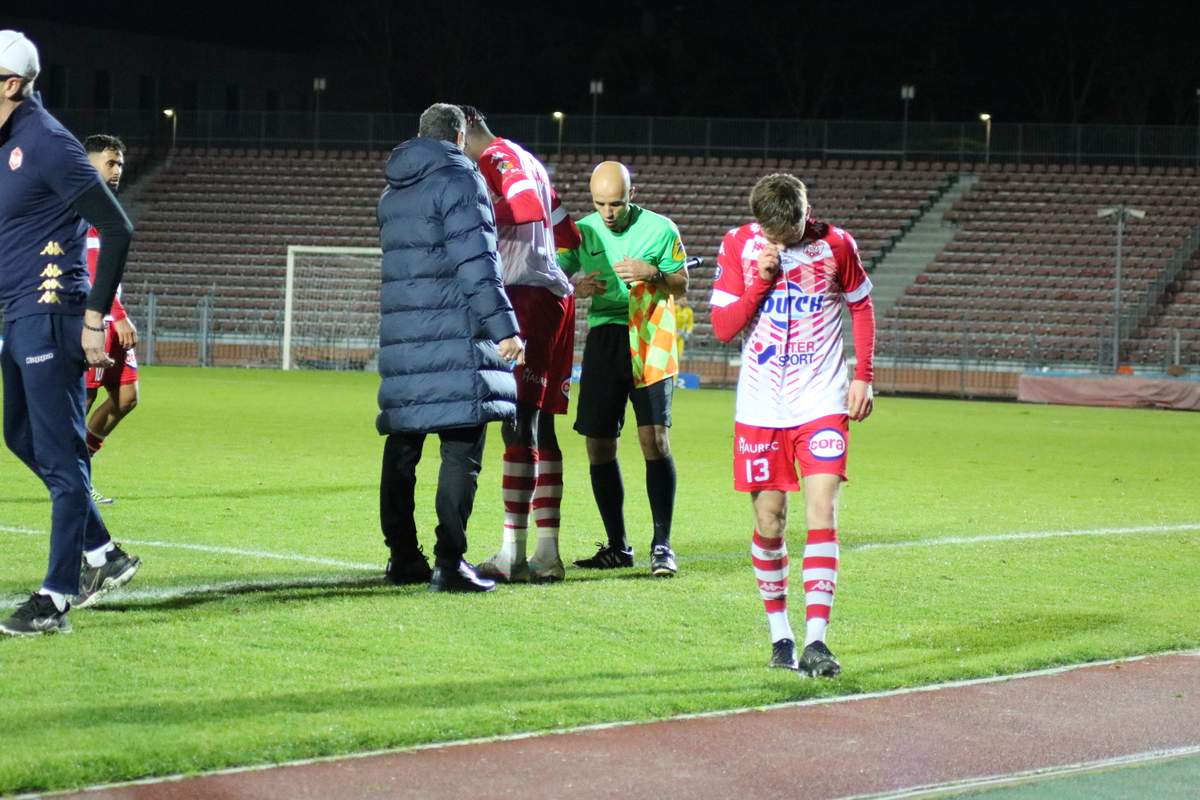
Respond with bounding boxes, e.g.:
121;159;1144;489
574;324;673;439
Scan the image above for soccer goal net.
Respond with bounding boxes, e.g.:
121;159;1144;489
283;245;381;370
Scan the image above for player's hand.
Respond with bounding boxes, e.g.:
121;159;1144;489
114;317;138;349
81;312;114;368
612;257;654;284
848;379;874;421
497;336;525;366
574;272;607;299
757;244;781;283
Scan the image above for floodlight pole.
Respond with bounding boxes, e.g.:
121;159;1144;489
589;80;603;157
979;113;992;165
900;85;915;166
1195;87;1199;169
553;111;565;156
1098;204;1146;372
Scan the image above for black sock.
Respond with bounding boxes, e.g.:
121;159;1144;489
645;456;676;549
590;460;627;550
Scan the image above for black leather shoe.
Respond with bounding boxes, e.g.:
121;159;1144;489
385;546;433;585
429;560;497;593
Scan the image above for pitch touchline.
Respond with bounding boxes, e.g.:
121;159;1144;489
21;649;1200;800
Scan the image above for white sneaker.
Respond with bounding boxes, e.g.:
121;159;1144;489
473;554;529;583
528;555;566;584
90;487;115;505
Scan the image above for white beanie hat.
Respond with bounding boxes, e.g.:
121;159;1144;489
0;31;40;80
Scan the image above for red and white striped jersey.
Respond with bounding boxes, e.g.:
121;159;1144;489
478;137;575;297
711;222;872;428
86;225;127;323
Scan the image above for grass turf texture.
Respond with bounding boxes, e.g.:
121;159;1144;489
1;366;1197;795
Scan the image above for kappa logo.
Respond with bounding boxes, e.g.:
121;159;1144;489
804;242;825;258
24;352;54;365
811;580;836;593
8;146;22;171
41;242;65;257
757;582;787;594
808;428;846;461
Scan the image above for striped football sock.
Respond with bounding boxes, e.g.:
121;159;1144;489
752;530;793;643
500;446;537;565
803;528;839;645
531;448;563;563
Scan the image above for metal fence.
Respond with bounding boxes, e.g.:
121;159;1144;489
52;108;1200;168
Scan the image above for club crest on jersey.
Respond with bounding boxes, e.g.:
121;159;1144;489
808;428;846;460
490;153;514;172
762;282;825;330
804;242;824;258
8;147;22;171
561;377;571;399
671;237;685;261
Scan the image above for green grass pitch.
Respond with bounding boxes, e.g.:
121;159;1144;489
1;367;1197;795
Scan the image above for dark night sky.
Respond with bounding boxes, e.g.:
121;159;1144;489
16;0;1200;124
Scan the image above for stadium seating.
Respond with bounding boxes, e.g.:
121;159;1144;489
878;168;1200;364
120;149;950;353
120;151;1200;369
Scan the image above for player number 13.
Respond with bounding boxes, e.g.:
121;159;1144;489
746;458;770;482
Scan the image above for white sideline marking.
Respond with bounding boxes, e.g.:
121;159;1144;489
0;525;377;571
20;649;1200;800
854;744;1200;800
853;522;1200;552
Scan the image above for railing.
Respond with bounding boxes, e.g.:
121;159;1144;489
49;108;1200;168
1120;225;1200;357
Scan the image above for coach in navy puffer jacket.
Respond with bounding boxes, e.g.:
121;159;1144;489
375;104;525;592
376;119;520;434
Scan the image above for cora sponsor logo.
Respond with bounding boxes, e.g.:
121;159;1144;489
808;428;846;460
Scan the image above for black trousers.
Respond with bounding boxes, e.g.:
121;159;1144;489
2;314;111;595
379;425;488;569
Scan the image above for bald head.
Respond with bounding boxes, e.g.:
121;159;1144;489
590;161;635;231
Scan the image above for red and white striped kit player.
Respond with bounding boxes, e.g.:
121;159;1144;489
711;200;875;676
84;225;138;400
475;134;581;582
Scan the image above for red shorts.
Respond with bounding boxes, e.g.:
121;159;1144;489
733;414;849;492
508;285;575;415
86;326;138;391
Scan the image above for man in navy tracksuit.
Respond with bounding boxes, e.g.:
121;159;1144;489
0;31;141;635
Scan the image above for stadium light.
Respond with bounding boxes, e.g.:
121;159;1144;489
162;108;177;150
589;79;603;156
979;113;992;165
552;111;565;157
312;77;327;151
1097;204;1147;372
900;85;915;166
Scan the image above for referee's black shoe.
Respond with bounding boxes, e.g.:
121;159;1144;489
429;560;496;593
573;543;634;569
799;640;841;677
0;593;71;636
75;544;141;609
